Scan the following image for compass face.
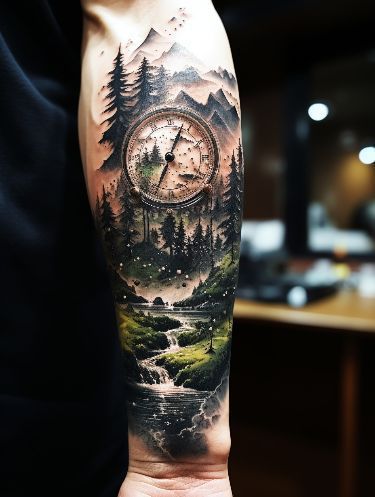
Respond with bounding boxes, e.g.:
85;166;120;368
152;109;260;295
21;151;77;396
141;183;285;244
123;107;219;208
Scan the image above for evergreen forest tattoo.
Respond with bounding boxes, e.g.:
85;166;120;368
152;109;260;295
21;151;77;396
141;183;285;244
94;9;243;458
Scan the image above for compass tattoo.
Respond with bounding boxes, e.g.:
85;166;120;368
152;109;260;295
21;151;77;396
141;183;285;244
93;11;244;458
125;108;219;207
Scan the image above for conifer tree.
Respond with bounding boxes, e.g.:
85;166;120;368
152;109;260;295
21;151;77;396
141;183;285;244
160;212;176;257
192;218;206;278
142;148;150;166
153;65;169;105
133;57;155;114
99;45;132;170
150;140;163;164
150;227;159;246
237;137;244;173
214;233;223;254
205;224;211;243
213;196;221;216
204;224;212;266
115;170;126;198
142;207;151;243
218;147;242;263
236;138;244;201
218;174;225;196
174;217;187;271
186;235;194;270
99;185;117;258
192;220;205;257
94;193;101;229
118;189;138;256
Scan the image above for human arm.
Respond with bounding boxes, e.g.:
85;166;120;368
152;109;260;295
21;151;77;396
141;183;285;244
78;1;244;495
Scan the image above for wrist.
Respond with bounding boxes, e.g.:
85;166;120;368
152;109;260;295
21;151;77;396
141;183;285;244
128;458;229;481
120;460;231;497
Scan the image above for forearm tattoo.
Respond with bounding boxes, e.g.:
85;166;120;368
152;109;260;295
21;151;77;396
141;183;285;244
94;8;243;458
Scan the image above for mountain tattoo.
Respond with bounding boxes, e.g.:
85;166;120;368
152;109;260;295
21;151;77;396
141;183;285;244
94;11;243;458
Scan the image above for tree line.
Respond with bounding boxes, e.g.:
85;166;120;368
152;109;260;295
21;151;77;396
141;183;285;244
95;185;224;276
96;138;243;274
99;46;169;171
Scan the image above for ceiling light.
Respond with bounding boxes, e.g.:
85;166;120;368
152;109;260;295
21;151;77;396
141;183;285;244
359;146;375;165
308;103;329;121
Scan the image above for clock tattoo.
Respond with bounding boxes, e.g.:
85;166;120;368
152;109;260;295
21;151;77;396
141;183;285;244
123;107;220;208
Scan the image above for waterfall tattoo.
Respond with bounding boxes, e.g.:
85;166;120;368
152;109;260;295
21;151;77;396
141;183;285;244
94;10;243;458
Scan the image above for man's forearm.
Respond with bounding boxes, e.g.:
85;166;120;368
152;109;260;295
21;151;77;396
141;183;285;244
79;0;243;491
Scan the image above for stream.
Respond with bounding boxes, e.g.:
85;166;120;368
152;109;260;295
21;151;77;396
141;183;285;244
138;316;192;385
123;304;211;385
125;305;219;456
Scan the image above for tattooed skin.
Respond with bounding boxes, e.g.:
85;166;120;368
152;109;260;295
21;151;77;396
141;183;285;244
94;9;243;458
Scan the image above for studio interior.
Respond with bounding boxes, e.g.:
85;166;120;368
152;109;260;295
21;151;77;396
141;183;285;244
213;1;375;496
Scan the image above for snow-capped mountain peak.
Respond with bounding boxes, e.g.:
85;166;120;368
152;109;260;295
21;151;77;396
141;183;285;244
171;66;203;84
204;68;237;90
154;43;204;71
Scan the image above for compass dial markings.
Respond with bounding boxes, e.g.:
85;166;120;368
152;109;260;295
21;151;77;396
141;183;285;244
123;108;219;207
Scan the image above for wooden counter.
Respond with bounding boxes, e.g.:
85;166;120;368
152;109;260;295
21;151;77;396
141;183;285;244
233;290;375;497
234;290;375;333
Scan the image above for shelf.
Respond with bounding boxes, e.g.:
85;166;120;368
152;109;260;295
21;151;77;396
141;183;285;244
234;290;375;334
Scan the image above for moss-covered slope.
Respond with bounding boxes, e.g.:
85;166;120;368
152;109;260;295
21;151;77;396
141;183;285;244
116;306;181;382
156;320;231;391
174;254;238;309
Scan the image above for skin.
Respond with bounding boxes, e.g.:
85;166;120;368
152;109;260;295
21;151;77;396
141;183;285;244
79;1;243;495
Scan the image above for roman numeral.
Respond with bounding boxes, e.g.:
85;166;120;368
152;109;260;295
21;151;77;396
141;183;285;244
167;118;174;125
202;154;209;161
194;139;203;148
148;183;159;195
150;122;157;131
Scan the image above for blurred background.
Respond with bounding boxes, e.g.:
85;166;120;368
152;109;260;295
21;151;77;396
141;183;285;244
212;0;375;496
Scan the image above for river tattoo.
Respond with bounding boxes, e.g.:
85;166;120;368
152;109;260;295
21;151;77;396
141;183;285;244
94;10;243;458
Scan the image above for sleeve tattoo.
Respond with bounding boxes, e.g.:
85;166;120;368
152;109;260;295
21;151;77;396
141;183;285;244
93;9;243;459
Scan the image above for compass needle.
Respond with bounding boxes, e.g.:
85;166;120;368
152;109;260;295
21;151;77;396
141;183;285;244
170;124;184;153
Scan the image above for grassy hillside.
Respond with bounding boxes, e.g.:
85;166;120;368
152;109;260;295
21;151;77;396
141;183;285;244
156;319;231;391
174;254;239;309
116;306;181;382
110;269;148;304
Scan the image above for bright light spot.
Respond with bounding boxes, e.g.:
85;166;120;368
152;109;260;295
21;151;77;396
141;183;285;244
308;103;329;121
359;146;375;165
287;286;307;308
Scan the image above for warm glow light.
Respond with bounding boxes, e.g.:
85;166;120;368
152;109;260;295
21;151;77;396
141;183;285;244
359;146;375;165
308;103;329;121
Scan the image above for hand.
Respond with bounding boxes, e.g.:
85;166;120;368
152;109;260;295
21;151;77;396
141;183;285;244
170;124;183;153
157;162;169;187
158;125;184;187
